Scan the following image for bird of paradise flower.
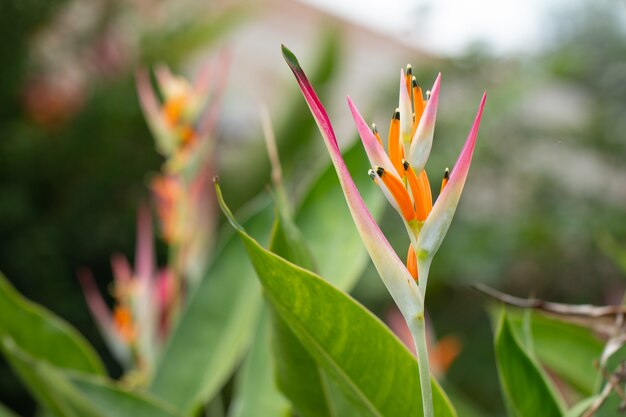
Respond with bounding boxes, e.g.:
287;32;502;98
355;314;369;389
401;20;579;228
282;45;486;417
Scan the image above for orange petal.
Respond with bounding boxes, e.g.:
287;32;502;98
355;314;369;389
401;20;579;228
180;125;195;145
113;305;136;343
162;95;187;126
412;77;424;132
418;170;433;211
406;244;418;282
404;161;432;222
376;167;416;222
387;109;404;176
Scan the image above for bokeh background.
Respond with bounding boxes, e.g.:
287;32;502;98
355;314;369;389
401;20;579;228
1;0;626;415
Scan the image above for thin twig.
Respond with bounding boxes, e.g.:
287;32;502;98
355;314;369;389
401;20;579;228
471;283;625;336
582;382;613;417
601;363;626;403
472;283;626;318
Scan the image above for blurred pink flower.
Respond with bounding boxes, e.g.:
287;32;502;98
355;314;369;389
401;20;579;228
77;205;174;370
136;58;229;284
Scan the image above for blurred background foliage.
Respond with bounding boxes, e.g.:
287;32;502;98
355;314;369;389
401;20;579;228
1;0;625;415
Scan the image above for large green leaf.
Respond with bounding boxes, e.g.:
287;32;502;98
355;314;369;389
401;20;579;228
494;310;565;417
507;311;603;395
217;187;457;417
2;338;183;417
148;198;272;414
271;302;335;417
295;141;384;290
0;274;104;375
2;338;100;417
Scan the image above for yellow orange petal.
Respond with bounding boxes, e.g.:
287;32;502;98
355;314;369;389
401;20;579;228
180;125;195;145
376;167;415;222
113;305;136;343
404;161;432;222
406;244;418;282
412;77;424;131
387;109;404;176
162;95;187;126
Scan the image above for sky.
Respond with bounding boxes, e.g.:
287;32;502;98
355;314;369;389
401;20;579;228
302;0;572;55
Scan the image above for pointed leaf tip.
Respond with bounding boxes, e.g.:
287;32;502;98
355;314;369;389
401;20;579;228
214;179;245;233
281;45;302;73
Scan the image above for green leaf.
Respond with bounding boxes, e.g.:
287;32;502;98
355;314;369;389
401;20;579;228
271;193;317;273
0;274;104;375
295;141;385;290
262;200;335;417
507;311;603;395
2;338;183;417
270;304;335;417
149;198;272;414
67;373;184;417
494;310;565;417
216;186;457;417
593;343;626;417
442;385;489;417
594;390;624;417
227;310;290;417
2;337;103;417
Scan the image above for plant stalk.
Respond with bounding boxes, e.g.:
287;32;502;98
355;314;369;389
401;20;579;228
410;312;434;417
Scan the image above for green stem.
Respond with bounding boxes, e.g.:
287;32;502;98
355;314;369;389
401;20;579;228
409;312;434;417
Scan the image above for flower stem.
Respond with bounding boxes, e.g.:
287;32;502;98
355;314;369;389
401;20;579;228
410;312;434;417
